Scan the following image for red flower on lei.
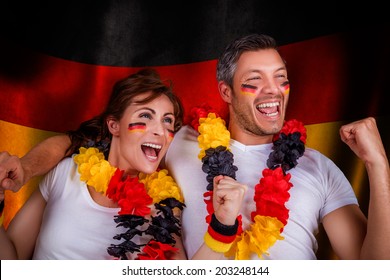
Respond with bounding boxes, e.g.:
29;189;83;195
251;167;292;228
137;240;179;260
273;118;307;143
106;169;153;216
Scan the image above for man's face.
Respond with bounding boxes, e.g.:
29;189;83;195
229;49;290;140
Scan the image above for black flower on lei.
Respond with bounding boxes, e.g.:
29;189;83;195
107;199;185;260
201;146;238;191
267;132;305;173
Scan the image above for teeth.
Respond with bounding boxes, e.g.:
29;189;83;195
142;143;162;150
256;102;279;109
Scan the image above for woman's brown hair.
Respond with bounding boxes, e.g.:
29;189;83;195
66;68;184;157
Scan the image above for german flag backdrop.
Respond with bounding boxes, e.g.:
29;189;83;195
1;1;389;259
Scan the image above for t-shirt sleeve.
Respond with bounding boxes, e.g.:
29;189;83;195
39;157;74;201
319;155;359;220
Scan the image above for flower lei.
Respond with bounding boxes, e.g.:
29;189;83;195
73;147;185;260
189;105;306;260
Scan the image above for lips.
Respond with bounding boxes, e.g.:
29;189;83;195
141;142;162;160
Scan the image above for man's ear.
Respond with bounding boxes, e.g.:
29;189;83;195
218;81;232;104
107;118;120;136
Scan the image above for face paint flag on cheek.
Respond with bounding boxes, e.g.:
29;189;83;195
128;122;146;133
241;84;257;96
282;81;290;95
168;130;175;139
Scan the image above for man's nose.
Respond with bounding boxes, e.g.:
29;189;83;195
261;78;279;95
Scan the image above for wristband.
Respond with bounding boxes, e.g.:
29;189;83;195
204;232;233;253
209;213;238;236
204;213;238;253
207;225;237;243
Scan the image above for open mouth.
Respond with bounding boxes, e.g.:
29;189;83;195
256;101;280;117
141;143;162;160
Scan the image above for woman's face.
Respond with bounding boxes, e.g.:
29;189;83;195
107;92;176;175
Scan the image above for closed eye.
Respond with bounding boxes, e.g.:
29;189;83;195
247;76;261;81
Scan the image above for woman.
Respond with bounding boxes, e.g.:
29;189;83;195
0;68;247;260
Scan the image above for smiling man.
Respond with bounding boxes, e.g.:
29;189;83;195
164;34;390;260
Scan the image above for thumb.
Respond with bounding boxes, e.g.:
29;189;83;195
1;178;18;191
213;175;224;187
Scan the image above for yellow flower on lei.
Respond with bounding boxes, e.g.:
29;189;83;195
139;169;184;204
225;215;284;259
197;113;231;159
73;147;116;193
74;147;184;205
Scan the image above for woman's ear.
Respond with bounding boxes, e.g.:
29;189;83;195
107;118;120;136
218;81;232;104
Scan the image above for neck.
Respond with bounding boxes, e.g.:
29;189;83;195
107;151;139;178
228;123;274;145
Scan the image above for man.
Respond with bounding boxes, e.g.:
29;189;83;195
1;34;389;259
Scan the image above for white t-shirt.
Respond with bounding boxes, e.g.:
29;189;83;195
164;125;358;259
33;157;128;260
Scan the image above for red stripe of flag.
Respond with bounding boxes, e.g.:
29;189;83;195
1;32;388;132
128;123;146;132
241;84;257;95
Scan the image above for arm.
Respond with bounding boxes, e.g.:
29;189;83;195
0;188;46;259
191;175;247;259
325;117;390;259
171;176;245;260
0;134;71;193
341;117;390;259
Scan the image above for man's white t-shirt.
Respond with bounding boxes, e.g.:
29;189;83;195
164;125;358;259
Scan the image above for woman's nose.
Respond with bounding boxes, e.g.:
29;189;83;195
152;123;164;136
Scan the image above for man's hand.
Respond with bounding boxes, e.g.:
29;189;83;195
212;175;247;226
340;117;387;167
0;151;26;195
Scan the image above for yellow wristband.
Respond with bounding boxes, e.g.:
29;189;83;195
204;232;233;253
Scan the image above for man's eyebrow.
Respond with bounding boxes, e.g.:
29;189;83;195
245;65;286;75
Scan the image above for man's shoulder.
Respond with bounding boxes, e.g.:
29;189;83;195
303;146;325;157
174;125;199;143
299;146;338;170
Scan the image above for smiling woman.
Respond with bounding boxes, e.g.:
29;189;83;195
0;68;188;260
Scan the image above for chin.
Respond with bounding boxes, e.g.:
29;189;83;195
139;164;159;175
262;120;283;134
